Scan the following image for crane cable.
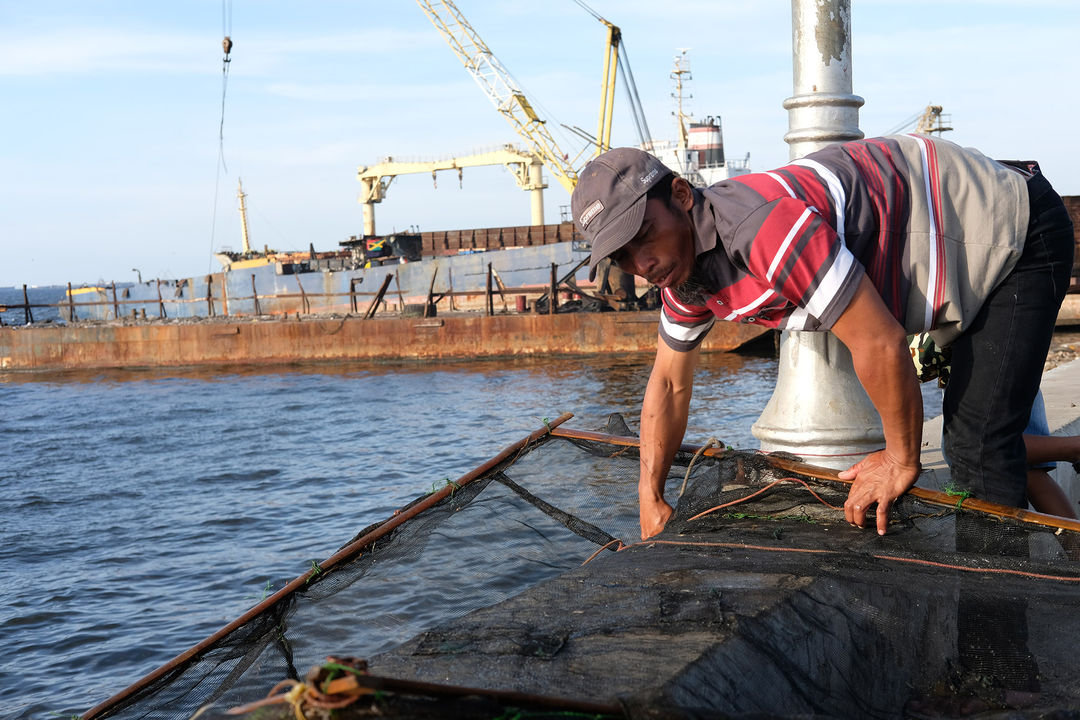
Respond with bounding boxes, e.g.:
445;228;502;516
208;0;234;271
219;0;233;173
216;0;231;171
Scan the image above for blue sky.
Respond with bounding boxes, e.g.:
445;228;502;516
1;1;1076;287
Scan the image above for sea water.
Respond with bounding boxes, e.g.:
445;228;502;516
0;350;794;718
0;321;950;719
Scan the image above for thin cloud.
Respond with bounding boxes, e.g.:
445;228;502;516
0;26;438;77
0;27;207;76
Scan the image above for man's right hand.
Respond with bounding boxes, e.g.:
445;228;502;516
640;495;674;539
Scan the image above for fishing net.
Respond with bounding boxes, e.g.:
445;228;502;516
83;414;1080;720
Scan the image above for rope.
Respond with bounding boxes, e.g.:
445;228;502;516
581;538;625;566
678;436;720;499
224;679;309;719
687;476;842;523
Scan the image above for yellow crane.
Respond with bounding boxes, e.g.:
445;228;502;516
356;3;650;237
415;1;648;193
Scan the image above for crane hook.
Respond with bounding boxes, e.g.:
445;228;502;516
222;35;233;61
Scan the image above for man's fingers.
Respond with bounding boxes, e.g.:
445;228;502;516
844;496;867;527
875;498;891;535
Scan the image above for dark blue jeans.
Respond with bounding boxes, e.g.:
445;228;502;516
942;171;1075;507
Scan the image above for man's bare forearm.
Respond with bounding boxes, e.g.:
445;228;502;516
640;369;691;500
637;342;699;538
832;275;923;534
848;330;923;466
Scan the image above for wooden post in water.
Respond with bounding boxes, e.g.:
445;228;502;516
295;273;309;314
364;273;394;319
67;282;76;322
491;266;509;312
549;263;557;315
393;271;405;310
348;277;360;313
424;267;438;319
251;274;261;316
22;284;33;324
205;275;215;317
156;280;166;318
486;263;494;317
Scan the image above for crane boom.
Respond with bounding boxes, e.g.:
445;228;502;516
416;0;583;194
357;146;546;236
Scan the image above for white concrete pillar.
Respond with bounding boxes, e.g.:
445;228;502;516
360;177;378;237
529;161;545;226
751;0;883;470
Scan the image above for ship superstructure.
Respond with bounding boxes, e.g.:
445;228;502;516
648;51;750;186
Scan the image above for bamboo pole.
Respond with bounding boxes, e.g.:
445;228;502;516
548;426;1080;533
329;672;622;716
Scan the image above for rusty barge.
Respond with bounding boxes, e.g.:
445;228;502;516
0;312;771;372
0;220;773;371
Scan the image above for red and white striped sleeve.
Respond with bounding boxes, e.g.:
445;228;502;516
658;287;715;352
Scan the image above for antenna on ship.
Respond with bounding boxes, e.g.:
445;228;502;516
236;178;252;255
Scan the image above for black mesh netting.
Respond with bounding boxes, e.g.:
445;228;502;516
85;420;1080;720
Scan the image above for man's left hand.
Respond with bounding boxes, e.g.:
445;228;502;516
838;450;920;535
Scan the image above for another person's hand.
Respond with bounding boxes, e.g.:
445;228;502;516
639;496;674;539
837;450;920;535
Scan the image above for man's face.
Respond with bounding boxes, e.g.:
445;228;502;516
608;182;696;289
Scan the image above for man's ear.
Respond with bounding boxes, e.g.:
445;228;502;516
671;177;694;211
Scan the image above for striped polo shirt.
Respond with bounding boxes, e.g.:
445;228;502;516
659;134;1030;352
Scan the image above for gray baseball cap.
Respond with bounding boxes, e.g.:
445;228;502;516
571;147;671;279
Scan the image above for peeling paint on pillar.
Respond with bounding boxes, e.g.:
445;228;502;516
812;0;849;67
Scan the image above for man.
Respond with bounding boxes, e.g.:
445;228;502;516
571;137;1074;539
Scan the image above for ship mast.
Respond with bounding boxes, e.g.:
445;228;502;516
671;50;692;152
236;178;252;255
